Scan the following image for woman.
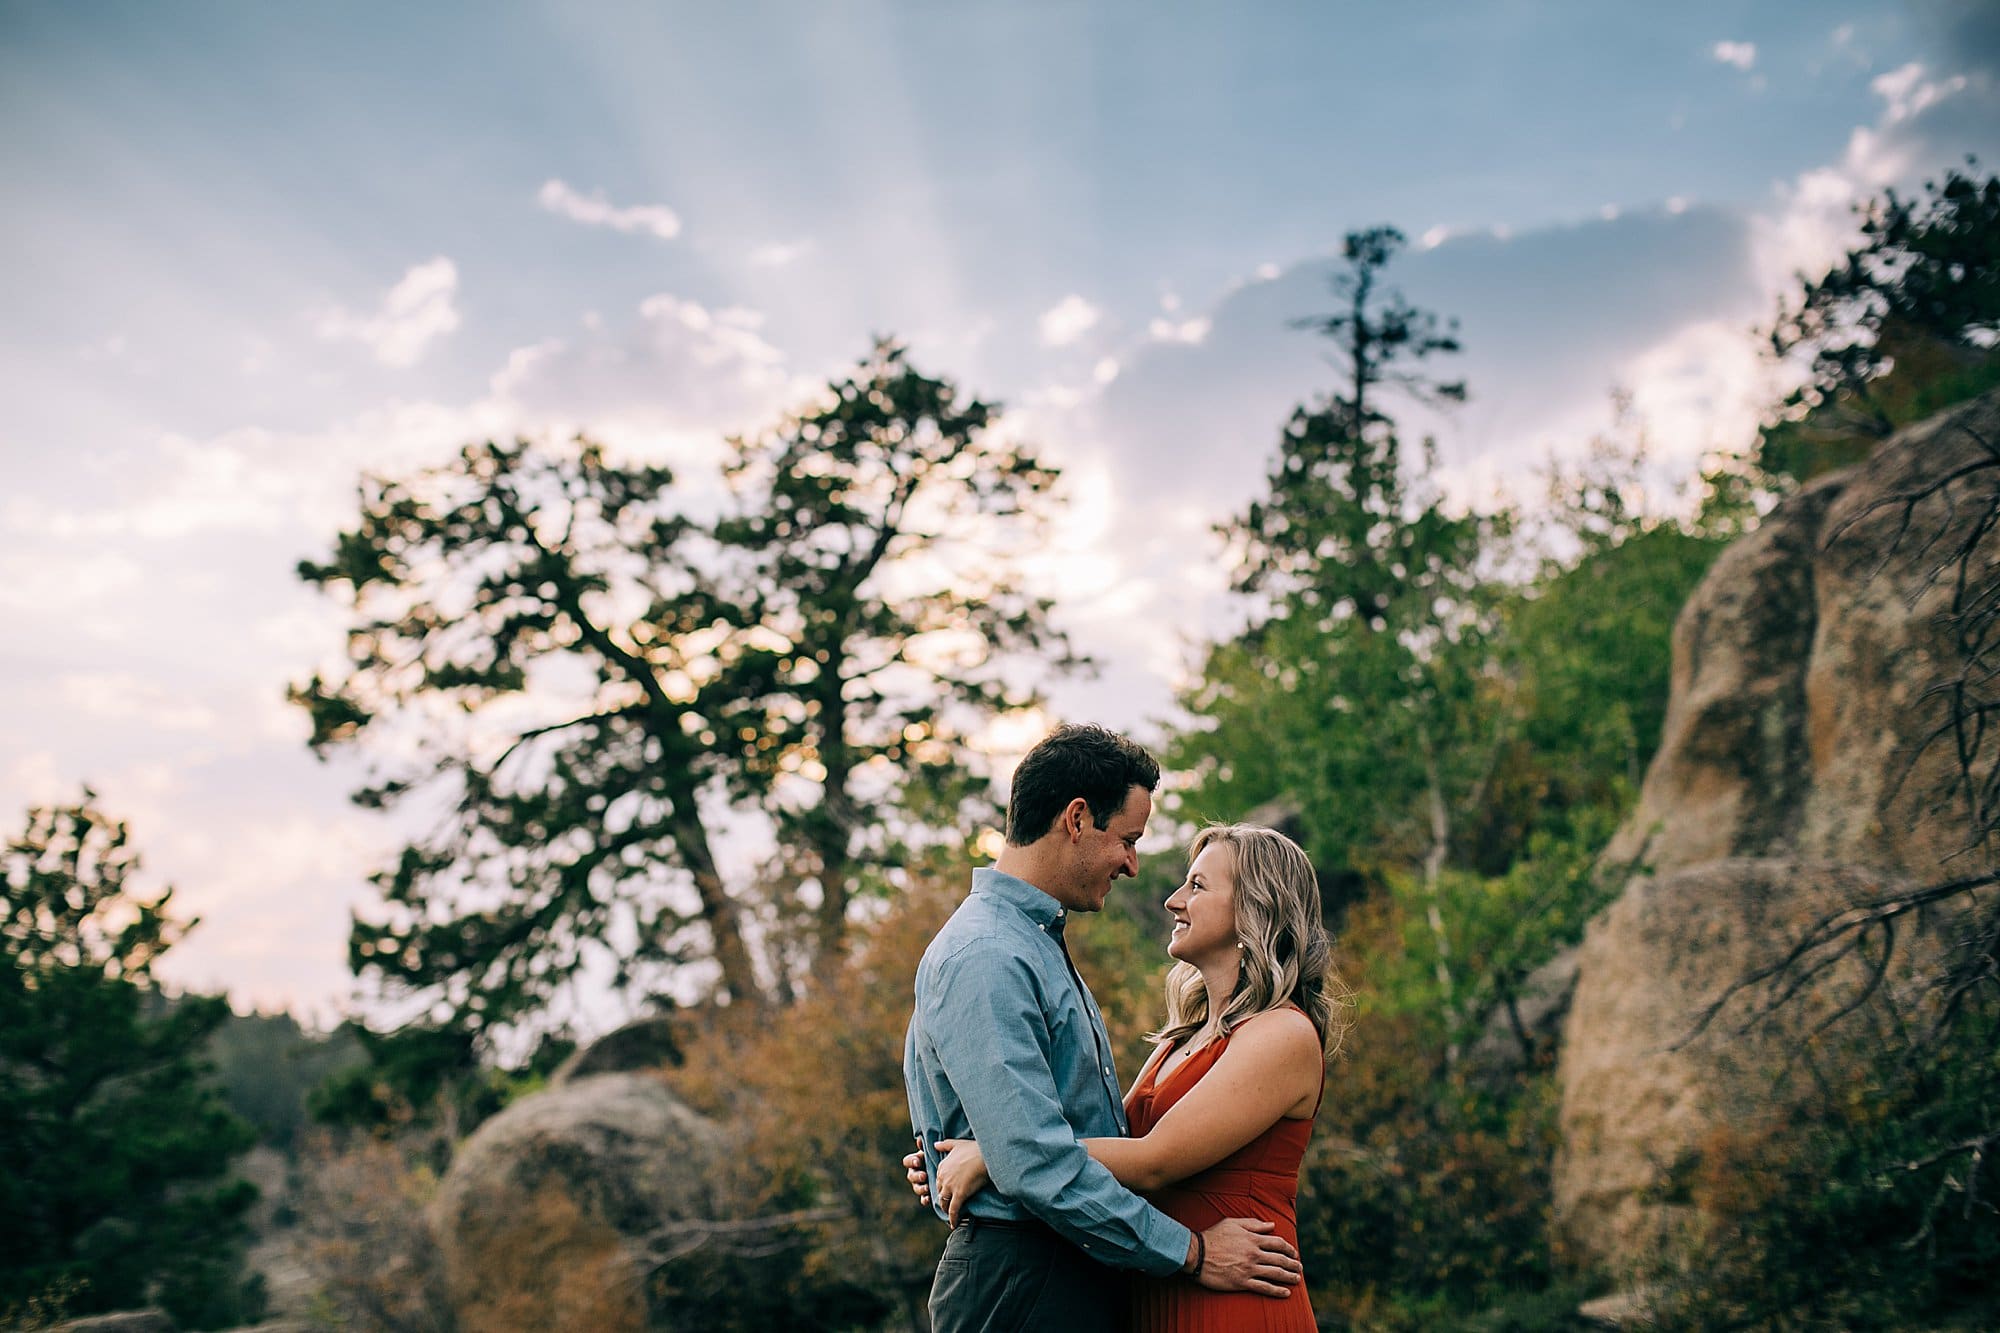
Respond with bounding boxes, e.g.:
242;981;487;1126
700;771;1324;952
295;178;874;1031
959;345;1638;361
906;822;1346;1331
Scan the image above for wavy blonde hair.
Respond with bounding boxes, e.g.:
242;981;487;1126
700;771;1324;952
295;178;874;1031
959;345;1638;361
1150;823;1350;1056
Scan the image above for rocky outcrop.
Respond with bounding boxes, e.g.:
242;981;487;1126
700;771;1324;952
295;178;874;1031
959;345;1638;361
1555;858;1955;1265
1556;391;2000;1272
430;1072;725;1332
552;1015;683;1083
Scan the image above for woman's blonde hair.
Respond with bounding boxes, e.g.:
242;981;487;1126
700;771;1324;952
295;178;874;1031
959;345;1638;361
1150;823;1350;1056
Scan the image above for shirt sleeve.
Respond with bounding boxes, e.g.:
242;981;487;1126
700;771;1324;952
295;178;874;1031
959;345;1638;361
921;938;1193;1275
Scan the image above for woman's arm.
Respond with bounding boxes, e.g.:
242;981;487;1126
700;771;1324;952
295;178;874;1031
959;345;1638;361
1086;1007;1322;1192
922;1008;1323;1222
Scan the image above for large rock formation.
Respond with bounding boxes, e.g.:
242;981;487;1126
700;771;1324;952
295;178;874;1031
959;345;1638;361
1555;391;2000;1272
431;1070;724;1332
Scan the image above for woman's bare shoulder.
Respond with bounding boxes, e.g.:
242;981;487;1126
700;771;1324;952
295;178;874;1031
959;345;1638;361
1227;1005;1323;1061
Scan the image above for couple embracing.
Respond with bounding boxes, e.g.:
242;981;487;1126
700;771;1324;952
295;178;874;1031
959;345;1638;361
902;723;1345;1332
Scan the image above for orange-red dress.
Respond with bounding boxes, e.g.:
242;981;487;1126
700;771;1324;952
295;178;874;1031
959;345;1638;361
1123;1029;1319;1332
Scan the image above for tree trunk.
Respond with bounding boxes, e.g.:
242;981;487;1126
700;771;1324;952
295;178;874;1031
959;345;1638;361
1418;724;1458;1067
809;691;857;987
669;810;766;1010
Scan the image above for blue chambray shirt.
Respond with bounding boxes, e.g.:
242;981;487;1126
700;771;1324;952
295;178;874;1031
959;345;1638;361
903;866;1192;1275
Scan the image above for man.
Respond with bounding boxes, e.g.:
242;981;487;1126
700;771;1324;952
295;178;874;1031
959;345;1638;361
904;723;1303;1331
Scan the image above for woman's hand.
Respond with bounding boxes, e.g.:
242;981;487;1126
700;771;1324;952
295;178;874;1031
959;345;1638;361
902;1139;932;1207
933;1137;988;1228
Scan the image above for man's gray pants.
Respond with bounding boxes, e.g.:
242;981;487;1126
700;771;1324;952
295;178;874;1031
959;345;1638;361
928;1217;1120;1332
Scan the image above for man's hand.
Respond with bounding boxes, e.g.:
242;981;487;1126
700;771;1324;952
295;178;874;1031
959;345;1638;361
931;1138;991;1228
1195;1217;1302;1297
903;1140;932;1207
908;1144;936;1200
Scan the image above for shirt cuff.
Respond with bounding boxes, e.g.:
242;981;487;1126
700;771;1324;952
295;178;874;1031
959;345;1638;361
1132;1214;1196;1277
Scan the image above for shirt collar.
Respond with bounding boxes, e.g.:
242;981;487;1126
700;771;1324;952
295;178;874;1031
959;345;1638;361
973;865;1068;931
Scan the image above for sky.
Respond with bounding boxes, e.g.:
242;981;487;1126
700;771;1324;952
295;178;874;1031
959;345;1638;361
4;0;1998;1026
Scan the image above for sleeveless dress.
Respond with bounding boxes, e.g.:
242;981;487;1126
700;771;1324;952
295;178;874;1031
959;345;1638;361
1123;1025;1320;1333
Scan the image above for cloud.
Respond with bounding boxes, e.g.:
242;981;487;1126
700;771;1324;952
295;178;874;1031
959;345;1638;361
1712;41;1757;71
1751;58;1998;295
1620;316;1776;463
313;257;461;368
1870;61;1969;124
1147;315;1211;344
1038;294;1102;347
538;179;683;241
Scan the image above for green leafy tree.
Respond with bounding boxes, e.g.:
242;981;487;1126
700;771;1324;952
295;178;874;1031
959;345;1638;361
294;341;1072;1040
1231;225;1472;627
1183;227;1506;1039
0;793;261;1328
1761;163;2000;481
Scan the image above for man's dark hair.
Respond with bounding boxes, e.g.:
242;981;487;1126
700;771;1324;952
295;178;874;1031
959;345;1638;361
1005;723;1161;845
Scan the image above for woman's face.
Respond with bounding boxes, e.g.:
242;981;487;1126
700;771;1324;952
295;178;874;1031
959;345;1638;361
1165;842;1239;970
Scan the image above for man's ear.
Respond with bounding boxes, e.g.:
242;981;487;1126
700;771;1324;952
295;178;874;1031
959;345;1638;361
1064;797;1091;841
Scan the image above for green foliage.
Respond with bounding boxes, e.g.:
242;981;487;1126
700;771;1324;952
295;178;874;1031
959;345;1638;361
1290;811;1630;1326
308;1021;486;1134
1651;1004;2000;1328
1175;614;1430;890
1300;1036;1564;1326
1466;465;1728;874
297;339;1074;1040
0;794;263;1329
1370;816;1623;1056
1760;164;2000;481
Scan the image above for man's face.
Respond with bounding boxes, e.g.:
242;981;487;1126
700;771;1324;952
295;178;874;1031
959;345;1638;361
1055;785;1151;914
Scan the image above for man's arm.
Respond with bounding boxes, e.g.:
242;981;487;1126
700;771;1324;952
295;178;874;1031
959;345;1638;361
912;1136;1302;1295
920;940;1192;1275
